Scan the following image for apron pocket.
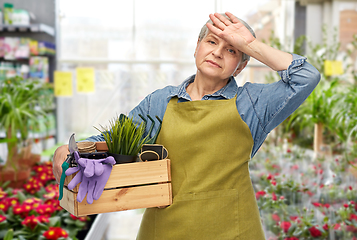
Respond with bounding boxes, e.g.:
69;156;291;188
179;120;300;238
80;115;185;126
154;189;239;240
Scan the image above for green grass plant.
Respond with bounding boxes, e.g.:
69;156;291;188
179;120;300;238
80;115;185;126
95;114;148;156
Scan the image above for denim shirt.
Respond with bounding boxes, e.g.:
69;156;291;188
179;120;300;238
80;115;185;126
87;54;320;157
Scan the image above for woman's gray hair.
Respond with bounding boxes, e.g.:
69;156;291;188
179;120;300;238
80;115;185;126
198;14;256;62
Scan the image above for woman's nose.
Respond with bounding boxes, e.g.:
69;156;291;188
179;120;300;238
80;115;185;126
212;46;223;58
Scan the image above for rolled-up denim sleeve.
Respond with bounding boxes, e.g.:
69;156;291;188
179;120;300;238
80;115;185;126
248;54;321;135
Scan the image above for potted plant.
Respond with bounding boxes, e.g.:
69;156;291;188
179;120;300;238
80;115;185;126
95;114;148;164
0;76;51;185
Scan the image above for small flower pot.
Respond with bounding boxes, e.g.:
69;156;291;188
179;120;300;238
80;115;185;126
107;153;137;164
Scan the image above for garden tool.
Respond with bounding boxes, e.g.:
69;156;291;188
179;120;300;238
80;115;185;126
65;153;115;204
58;133;78;200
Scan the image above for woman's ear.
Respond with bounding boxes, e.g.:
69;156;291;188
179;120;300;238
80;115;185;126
194;38;201;57
233;60;248;77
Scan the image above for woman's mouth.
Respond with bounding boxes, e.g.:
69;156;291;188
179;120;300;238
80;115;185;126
206;60;221;68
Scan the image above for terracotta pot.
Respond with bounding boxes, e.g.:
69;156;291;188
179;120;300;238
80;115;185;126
0;166;31;188
18;153;41;168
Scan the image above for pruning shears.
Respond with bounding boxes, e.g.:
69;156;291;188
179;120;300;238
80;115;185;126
58;134;109;200
58;133;78;201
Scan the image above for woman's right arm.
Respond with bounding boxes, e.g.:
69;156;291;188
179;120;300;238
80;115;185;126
52;144;69;183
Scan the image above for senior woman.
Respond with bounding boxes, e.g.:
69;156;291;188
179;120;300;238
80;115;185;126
53;12;320;239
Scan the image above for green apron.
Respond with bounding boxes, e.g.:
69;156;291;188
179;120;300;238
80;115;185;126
137;96;265;240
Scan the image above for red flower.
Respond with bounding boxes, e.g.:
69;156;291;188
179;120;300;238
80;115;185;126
21;216;39;229
0;215;6;223
13;204;33;217
45;199;62;211
255;191;266;200
284;237;299;240
272;192;277;201
346;225;357;233
323;203;330;208
43;227;68;240
323;223;329;231
289;216;300;223
0;188;7;200
350;214;357;221
0;201;10;212
21;215;49;230
36;204;56;217
281;221;291;233
349;186;353;191
312;202;322;207
344;203;349;208
70;214;89;222
309;226;322;237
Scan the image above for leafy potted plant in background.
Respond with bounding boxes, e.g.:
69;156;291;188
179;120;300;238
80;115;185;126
0;76;51;186
95;114;148;164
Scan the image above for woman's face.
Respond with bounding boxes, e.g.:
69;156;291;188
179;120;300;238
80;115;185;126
194;31;243;81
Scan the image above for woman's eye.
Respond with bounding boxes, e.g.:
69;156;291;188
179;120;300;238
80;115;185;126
228;49;236;54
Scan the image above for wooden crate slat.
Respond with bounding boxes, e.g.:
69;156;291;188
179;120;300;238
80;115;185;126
61;183;172;217
60;187;78;216
64;159;171;193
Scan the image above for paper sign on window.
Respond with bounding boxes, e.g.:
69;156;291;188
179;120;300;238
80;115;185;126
76;68;95;93
324;60;343;76
54;71;73;97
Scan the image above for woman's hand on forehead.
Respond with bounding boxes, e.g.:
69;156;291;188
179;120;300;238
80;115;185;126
206;12;255;53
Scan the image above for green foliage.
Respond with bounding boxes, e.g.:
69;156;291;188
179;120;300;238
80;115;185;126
0;76;53;164
264;25;357;154
95;114;148;156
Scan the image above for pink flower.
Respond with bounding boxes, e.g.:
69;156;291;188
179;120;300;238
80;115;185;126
334;223;341;230
344;203;349;208
272;213;280;222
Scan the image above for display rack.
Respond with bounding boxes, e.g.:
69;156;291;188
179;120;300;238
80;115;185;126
0;23;55;36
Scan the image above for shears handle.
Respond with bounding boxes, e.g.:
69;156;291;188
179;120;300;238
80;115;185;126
58;155;71;200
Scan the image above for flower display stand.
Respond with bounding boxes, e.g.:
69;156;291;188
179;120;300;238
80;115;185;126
60;142;172;217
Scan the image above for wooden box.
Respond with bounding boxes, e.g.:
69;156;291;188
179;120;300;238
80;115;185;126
59;142;172;217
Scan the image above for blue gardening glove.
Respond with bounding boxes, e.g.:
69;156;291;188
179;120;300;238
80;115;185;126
77;156;115;204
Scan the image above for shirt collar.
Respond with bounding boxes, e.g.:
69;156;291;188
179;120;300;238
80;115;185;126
168;75;238;100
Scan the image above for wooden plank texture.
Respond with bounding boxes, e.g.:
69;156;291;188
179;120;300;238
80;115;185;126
60;183;172;217
64;159;171;192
